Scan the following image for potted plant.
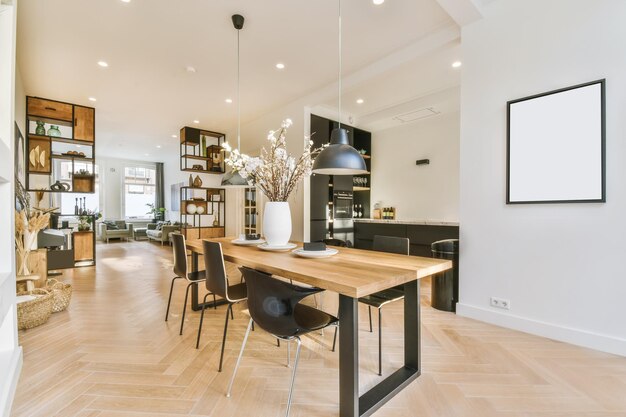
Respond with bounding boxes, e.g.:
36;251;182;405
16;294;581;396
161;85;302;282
224;119;323;246
146;203;166;222
78;209;102;231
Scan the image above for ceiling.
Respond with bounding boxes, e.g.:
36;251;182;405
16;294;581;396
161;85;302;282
17;0;461;160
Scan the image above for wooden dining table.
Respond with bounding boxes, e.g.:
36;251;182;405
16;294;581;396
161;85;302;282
186;237;452;417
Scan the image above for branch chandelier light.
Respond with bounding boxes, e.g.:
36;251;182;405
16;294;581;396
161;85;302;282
312;0;367;175
221;14;249;187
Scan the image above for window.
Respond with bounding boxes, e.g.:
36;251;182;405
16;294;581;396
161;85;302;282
124;165;156;219
59;162;99;214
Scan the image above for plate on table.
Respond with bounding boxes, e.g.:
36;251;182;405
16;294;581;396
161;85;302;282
258;242;298;251
292;248;339;258
231;238;265;246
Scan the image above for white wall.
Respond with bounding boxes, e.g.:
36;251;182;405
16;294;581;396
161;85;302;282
371;111;459;222
458;0;626;355
0;1;23;415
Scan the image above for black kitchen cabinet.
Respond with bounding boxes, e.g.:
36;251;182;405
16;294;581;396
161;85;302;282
354;222;459;257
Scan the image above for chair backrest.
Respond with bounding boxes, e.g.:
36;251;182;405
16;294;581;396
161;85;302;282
239;267;323;338
171;233;188;278
373;235;410;255
202;240;229;299
322;238;349;248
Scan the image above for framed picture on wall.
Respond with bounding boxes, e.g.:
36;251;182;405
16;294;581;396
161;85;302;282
506;79;606;204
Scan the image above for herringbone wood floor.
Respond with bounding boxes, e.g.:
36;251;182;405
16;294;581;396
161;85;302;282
11;241;626;417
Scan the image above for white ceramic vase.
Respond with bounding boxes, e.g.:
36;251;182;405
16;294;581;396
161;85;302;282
263;201;291;246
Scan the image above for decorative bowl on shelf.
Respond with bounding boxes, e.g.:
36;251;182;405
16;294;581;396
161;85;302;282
191;197;205;201
192;164;203;170
196;206;205;214
186;203;197;214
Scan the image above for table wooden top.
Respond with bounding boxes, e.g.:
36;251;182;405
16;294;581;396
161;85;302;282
186;237;452;298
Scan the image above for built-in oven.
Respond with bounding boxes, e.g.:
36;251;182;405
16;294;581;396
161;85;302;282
333;191;353;219
332;191;354;245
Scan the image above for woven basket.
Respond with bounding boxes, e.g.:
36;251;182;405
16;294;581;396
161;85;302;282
16;288;53;330
46;278;73;313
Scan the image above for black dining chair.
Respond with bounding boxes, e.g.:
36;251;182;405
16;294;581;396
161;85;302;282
332;235;409;376
226;267;338;417
321;238;352;248
166;233;210;336
195;240;248;372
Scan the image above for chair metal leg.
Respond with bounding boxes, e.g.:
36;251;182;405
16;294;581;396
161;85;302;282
230;306;234;320
332;326;338;352
277;338;280;347
165;276;182;321
368;305;373;333
287;339;291;368
285;337;302;417
227;318;253;398
378;307;382;376
213;294;217;310
218;303;233;372
195;292;211;349
179;282;193;335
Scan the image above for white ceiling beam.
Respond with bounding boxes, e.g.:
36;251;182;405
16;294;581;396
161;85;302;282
296;24;460;108
435;0;484;27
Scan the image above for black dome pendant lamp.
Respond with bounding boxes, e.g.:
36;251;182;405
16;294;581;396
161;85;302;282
312;0;367;175
221;14;249;187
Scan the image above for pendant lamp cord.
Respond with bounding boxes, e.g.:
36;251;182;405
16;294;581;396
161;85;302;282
237;27;241;151
338;0;342;129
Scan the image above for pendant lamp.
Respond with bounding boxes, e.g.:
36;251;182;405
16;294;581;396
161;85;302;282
312;0;367;175
221;14;249;187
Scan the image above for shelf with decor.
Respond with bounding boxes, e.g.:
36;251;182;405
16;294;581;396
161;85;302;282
179;126;225;174
244;187;258;235
25;96;96;193
179;186;226;240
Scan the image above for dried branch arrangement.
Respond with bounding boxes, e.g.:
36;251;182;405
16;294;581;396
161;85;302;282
223;119;324;202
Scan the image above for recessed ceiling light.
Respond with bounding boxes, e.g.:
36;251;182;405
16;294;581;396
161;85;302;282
88;97;96;102
156;145;162;149
452;61;462;68
97;61;108;68
144;153;149;156
275;62;285;69
171;134;177;138
225;98;233;103
193;120;200;124
186;66;196;73
120;0;131;3
356;98;364;104
373;0;385;5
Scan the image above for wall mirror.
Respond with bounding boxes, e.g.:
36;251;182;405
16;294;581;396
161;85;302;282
507;79;605;204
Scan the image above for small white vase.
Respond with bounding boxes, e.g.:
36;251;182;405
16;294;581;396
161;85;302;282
263;201;292;246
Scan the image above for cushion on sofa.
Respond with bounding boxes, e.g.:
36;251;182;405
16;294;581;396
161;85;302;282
115;221;127;230
103;221;119;230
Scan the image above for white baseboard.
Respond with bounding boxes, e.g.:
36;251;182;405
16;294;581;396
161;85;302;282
1;347;22;417
456;303;626;357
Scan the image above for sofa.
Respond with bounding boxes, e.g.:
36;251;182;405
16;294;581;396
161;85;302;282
146;222;180;245
99;221;134;243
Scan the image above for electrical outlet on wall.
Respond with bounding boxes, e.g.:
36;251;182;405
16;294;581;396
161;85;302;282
490;297;510;310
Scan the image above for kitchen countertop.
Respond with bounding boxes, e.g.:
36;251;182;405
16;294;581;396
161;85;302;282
353;218;460;226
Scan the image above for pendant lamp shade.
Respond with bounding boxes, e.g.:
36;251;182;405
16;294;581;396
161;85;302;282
312;128;367;175
311;0;366;175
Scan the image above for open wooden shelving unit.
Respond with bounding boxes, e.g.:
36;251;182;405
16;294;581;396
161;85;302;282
179;186;226;240
25;96;96;193
179;127;225;174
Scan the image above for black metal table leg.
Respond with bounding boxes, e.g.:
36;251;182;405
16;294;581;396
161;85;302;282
339;294;359;417
358;279;420;417
190;250;228;312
